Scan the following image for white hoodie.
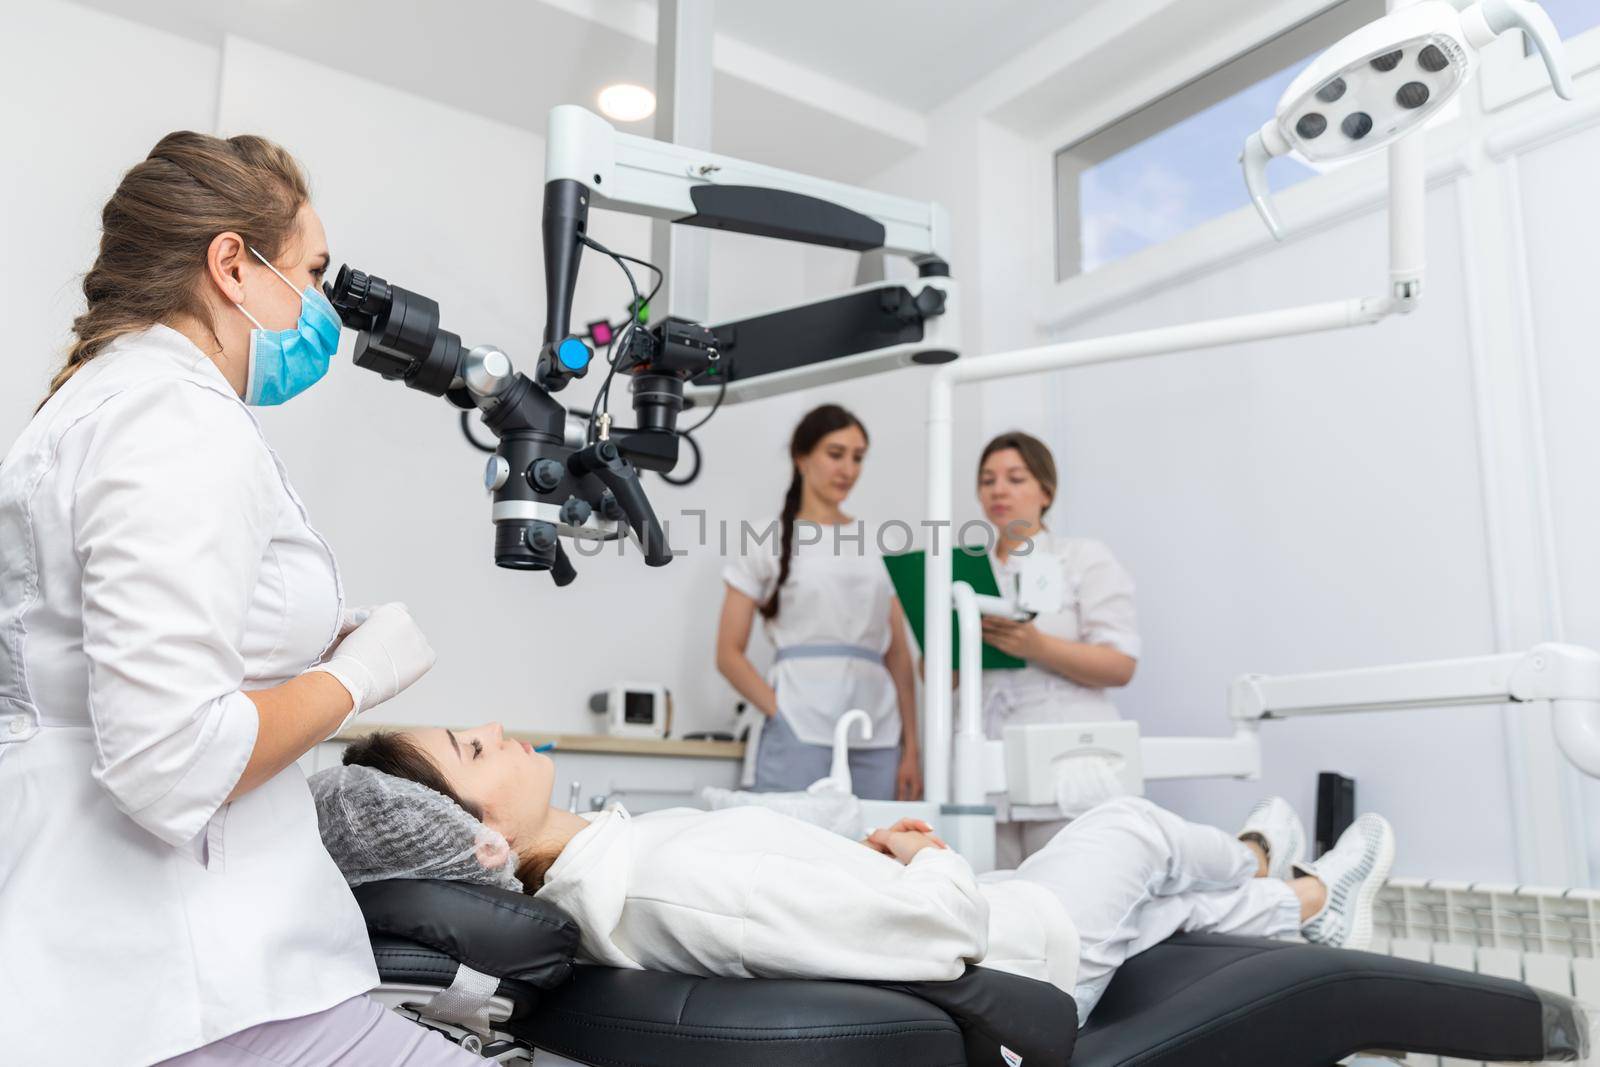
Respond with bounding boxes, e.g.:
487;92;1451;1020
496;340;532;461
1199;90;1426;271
536;805;1080;993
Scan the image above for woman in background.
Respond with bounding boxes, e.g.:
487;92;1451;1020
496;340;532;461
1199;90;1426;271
975;431;1141;866
716;404;921;800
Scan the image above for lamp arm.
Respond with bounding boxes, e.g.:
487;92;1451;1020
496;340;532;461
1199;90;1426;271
1241;126;1287;241
1471;0;1576;99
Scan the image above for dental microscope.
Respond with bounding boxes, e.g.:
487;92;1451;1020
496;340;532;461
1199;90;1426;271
323;179;719;586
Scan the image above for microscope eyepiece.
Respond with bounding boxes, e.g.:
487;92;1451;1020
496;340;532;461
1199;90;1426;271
331;263;461;396
326;265;391;332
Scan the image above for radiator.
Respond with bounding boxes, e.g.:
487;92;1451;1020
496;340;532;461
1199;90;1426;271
1343;878;1600;1066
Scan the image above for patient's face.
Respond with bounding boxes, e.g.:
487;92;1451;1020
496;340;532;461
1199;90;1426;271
406;723;556;847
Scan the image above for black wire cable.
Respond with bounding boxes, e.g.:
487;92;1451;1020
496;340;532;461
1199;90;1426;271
568;236;729;489
678;373;726;435
459;409;496;453
454;237;665;457
580;239;642;443
657;374;727;486
659;428;702;486
583;236;663;317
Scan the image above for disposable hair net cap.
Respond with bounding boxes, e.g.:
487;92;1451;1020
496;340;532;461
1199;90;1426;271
309;763;523;892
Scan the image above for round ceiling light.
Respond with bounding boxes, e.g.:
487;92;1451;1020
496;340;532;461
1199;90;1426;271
597;83;656;123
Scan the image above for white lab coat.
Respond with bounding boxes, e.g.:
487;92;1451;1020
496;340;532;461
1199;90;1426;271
982;532;1140;821
536;804;1080;994
0;326;377;1066
723;520;899;748
981;532;1140;730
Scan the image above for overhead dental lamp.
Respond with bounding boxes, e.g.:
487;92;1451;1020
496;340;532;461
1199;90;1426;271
1243;0;1575;239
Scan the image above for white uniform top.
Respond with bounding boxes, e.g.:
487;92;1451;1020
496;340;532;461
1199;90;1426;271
538;804;1080;995
0;326;377;1066
982;533;1139;820
722;521;899;748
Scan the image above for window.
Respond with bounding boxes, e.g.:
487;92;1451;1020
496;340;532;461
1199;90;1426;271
1541;0;1600;41
1056;0;1382;281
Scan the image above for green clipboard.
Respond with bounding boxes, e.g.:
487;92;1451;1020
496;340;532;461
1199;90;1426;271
882;547;1026;670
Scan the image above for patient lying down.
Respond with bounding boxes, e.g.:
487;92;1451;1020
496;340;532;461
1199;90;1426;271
311;723;1395;1025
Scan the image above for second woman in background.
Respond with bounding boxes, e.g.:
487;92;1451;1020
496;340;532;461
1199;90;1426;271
977;431;1141;866
716;404;922;801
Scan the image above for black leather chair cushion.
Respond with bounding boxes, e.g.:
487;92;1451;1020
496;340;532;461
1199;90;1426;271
1072;933;1572;1066
515;966;970;1067
359;883;1583;1067
354;879;577;991
869;965;1079;1065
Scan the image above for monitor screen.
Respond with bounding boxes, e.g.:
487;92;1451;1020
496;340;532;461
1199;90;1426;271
623;690;655;724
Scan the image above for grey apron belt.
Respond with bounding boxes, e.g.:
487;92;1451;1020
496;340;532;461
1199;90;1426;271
773;643;881;664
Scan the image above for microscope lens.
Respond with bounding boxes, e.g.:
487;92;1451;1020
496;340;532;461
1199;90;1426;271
1342;112;1374;140
1316;78;1347;103
1418;45;1449;73
1295;112;1328;139
1371;49;1403;72
1396;82;1430;110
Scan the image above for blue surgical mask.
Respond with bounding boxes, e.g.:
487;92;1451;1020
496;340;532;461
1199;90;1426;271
235;247;341;406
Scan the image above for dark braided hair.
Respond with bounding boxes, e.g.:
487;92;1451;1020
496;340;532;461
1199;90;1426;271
760;404;868;620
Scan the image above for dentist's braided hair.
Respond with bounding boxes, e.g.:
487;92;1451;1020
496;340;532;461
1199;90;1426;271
760;404;868;621
36;131;309;412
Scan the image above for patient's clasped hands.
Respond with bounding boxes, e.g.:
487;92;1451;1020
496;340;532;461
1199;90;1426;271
862;818;949;865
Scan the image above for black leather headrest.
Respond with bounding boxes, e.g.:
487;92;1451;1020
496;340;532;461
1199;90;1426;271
353;879;578;990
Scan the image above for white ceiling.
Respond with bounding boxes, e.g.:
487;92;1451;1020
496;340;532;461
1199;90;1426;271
712;0;1097;111
64;0;959;183
60;0;1320;183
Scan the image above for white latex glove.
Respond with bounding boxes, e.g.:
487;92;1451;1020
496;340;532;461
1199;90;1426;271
339;605;372;636
311;602;436;716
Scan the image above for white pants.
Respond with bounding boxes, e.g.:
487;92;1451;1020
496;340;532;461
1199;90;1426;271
155;995;484;1066
1009;797;1301;1023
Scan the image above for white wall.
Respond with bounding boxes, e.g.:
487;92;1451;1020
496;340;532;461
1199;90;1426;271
1;2;219;439
1512;119;1600;877
1520;122;1600;668
1028;188;1512;881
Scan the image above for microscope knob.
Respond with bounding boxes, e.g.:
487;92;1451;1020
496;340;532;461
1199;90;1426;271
528;522;557;552
528;458;565;493
484;455;510;492
560;496;593;526
598;489;625;521
463;345;513;397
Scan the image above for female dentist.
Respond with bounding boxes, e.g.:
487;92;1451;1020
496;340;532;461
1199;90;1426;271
0;133;481;1065
974;431;1141;867
716;404;921;801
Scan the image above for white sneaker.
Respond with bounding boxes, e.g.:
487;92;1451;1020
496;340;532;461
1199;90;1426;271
1237;796;1306;881
1299;814;1396;951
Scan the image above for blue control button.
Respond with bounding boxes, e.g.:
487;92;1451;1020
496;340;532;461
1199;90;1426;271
557;337;591;371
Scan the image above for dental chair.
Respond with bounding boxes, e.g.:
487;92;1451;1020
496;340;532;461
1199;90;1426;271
356;878;1589;1066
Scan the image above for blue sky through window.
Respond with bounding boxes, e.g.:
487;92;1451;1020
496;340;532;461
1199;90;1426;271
1541;0;1600;39
1078;58;1318;273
